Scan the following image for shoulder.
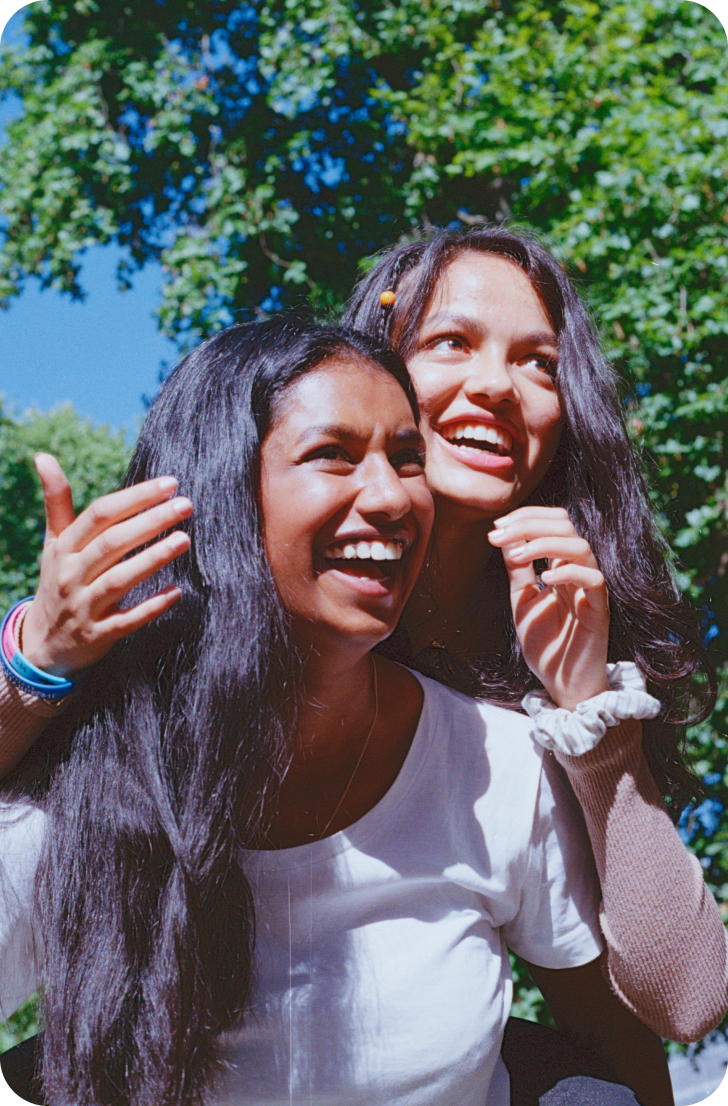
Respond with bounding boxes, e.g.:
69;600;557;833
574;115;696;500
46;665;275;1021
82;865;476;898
415;671;539;749
412;671;545;793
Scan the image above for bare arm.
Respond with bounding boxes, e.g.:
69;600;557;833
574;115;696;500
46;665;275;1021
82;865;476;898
525;955;674;1106
0;670;65;777
556;720;728;1042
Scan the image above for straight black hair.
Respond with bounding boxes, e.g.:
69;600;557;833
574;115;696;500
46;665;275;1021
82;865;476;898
14;318;416;1106
345;226;716;809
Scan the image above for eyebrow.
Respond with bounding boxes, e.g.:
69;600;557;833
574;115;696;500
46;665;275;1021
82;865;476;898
420;312;558;348
297;425;425;447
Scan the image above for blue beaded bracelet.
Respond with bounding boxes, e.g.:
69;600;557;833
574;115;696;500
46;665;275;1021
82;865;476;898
0;599;76;699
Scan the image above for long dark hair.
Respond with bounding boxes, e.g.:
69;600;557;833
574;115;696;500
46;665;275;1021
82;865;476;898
344;226;716;809
16;319;416;1106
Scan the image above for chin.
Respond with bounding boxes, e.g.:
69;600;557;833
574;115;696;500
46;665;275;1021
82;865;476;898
432;479;519;521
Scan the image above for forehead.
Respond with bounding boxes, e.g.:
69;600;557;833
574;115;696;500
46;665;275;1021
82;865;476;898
426;251;554;331
269;357;415;436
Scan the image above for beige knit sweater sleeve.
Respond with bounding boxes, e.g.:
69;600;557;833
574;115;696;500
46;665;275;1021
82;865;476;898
556;718;728;1042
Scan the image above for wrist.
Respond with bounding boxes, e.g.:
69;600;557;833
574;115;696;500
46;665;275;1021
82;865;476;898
523;662;661;758
550;674;611;712
21;600;75;677
1;598;80;699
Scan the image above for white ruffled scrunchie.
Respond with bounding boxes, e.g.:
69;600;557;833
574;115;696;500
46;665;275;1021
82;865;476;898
522;662;661;757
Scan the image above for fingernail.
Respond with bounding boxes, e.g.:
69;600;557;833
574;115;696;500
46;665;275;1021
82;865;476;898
172;497;193;515
158;476;178;492
509;543;528;560
168;532;190;548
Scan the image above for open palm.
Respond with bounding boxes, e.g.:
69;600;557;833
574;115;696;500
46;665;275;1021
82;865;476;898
21;454;193;677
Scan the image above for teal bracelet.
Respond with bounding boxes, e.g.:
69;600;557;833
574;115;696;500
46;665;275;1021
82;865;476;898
0;599;76;698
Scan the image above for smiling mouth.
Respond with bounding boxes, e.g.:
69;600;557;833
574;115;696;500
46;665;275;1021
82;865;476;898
321;539;406;579
439;421;514;456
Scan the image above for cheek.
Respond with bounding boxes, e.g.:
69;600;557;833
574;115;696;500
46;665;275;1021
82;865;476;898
412;481;435;537
527;399;562;460
407;361;451;418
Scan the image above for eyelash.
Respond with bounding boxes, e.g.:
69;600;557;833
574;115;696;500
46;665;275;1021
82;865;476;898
425;336;558;376
524;355;558;377
309;445;349;462
305;446;425;469
393;449;426;470
303;446;422;464
426;335;465;353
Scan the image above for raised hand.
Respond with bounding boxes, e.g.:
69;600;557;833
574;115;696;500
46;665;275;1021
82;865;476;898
487;505;610;710
20;453;193;678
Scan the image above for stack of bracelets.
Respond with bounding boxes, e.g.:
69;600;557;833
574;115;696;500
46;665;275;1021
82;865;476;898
0;598;76;700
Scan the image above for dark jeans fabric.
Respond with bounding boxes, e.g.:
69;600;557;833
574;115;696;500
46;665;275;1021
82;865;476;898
2;1020;641;1105
502;1017;641;1105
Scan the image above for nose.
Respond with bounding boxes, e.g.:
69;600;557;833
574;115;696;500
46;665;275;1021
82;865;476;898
356;454;411;522
464;345;519;405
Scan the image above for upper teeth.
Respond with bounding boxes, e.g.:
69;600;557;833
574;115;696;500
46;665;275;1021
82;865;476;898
326;540;403;561
442;423;513;453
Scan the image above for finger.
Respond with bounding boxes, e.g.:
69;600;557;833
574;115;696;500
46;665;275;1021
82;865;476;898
501;541;542;600
35;453;76;541
493;506;571;529
60;476;181;554
489;517;577;546
89;530;191;611
504;536;597;568
78;497;193;585
540;564;609;610
100;585;184;641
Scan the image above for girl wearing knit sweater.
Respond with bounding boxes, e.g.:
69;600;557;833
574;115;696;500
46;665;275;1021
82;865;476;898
0;232;726;1100
342;227;728;1047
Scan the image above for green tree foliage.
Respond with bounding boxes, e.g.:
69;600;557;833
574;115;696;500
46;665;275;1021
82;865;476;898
0;404;132;609
0;0;726;1037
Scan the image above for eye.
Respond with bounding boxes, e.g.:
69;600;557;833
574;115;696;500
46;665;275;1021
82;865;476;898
391;447;426;476
520;354;558;378
423;334;468;355
303;444;354;469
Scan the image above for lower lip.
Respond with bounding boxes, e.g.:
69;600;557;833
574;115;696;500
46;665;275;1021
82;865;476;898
435;432;515;471
322;562;402;597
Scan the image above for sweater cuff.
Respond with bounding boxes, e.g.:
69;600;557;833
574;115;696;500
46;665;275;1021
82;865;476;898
522;662;661;757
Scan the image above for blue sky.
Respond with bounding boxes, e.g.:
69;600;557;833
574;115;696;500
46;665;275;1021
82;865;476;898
0;4;180;433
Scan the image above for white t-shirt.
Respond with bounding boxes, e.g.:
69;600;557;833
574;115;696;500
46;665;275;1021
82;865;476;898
0;673;602;1106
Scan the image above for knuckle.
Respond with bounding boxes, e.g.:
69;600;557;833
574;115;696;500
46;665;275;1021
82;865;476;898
104;566;126;593
78;626;96;648
87;499;112;527
108;618;128;641
56;568;75;599
96;535;114;560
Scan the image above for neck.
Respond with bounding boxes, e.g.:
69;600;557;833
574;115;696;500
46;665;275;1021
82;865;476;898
294;646;376;765
405;505;495;660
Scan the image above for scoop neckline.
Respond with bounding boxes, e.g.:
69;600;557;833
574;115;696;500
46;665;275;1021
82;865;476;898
240;669;439;872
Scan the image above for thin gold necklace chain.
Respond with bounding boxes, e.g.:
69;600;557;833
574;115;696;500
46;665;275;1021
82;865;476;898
318;656;379;840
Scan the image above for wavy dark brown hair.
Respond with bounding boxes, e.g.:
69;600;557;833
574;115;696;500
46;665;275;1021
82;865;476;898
344;225;716;811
